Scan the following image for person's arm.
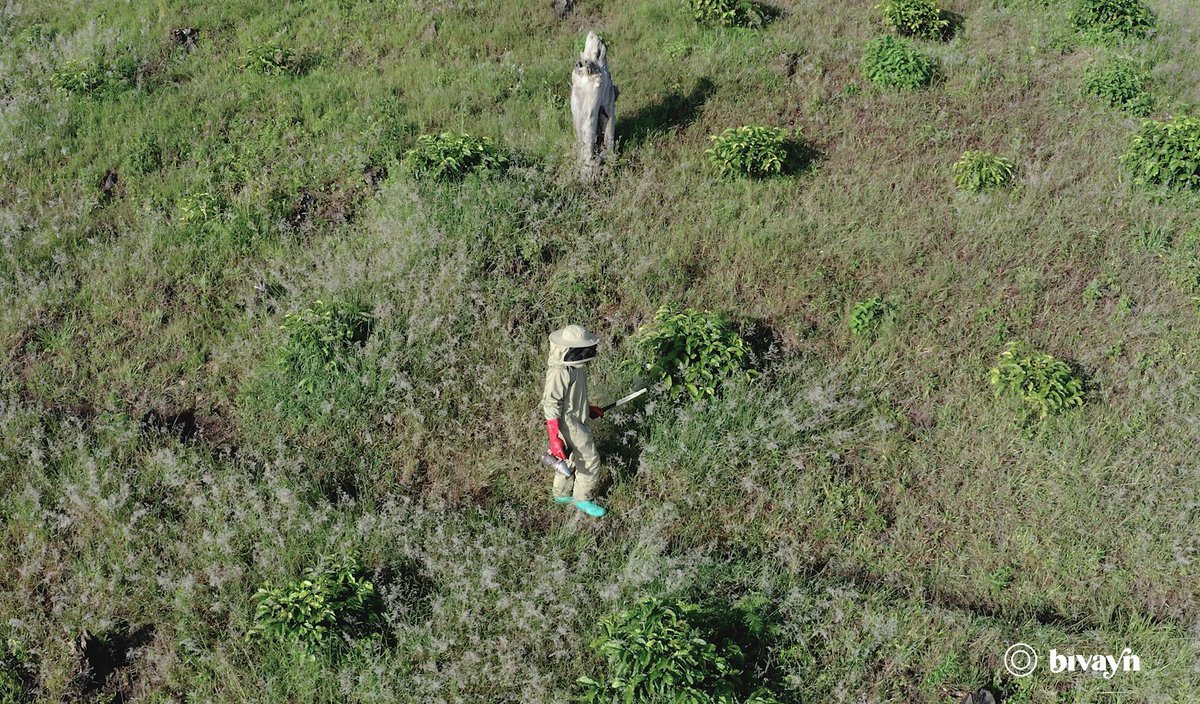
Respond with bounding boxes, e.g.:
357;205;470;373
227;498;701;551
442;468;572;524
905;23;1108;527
542;368;568;459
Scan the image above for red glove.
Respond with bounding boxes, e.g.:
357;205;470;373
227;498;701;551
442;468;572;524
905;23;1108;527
546;418;567;460
589;404;604;419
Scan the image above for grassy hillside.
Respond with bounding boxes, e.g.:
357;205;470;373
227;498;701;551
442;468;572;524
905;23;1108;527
1;0;1198;701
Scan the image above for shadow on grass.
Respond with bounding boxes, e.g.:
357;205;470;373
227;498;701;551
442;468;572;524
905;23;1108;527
618;77;715;149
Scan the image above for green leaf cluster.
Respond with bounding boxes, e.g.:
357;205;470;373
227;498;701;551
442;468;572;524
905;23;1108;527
861;35;937;90
404;131;508;181
50;55;137;95
989;341;1084;421
1082;56;1154;115
1070;0;1155;39
633;306;757;401
1122;116;1200;191
705;126;789;178
688;0;764;29
877;0;949;40
177;192;226;226
248;553;382;651
952;150;1015;193
240;44;304;76
578;598;782;704
279;299;373;394
848;296;893;339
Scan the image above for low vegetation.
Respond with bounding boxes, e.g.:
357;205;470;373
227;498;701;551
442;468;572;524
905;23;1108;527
688;0;764;29
1122;116;1200;191
989;341;1085;421
861;35;937;89
706;125;790;177
1070;0;1156;40
631;306;757;400
248;553;383;651
404;131;508;181
1082;55;1155;115
848;295;893;339
876;0;950;40
952;150;1016;193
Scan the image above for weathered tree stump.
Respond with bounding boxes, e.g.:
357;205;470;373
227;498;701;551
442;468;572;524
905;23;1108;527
570;32;618;182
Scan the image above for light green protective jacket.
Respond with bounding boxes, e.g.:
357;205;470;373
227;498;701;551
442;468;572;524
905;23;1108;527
541;341;591;425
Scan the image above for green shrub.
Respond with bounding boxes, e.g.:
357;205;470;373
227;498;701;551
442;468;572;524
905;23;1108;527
248;553;382;651
578;598;782;704
861;35;937;90
952;150;1016;192
989;341;1084;420
689;0;764;28
177;192;225;226
240;44;304;75
1121;116;1200;190
1083;56;1154;115
1070;0;1155;39
50;56;137;94
848;296;893;339
632;306;757;401
404;132;507;181
877;0;950;39
706;126;789;178
279;299;373;394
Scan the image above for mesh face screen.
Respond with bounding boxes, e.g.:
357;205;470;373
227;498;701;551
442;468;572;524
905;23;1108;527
564;345;597;363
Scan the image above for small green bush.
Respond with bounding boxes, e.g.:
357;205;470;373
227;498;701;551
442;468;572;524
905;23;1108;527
952;151;1016;192
689;0;764;28
240;44;304;75
177;192;225;226
578;598;782;704
706;126;789;178
404;132;507;181
50;56;137;95
632;306;757;401
1083;56;1154;115
848;296;893;339
1070;0;1155;39
877;0;950;39
248;553;382;651
279;299;373;394
861;35;937;90
989;341;1084;420
1121;116;1200;191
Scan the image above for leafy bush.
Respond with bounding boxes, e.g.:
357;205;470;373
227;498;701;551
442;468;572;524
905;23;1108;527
1083;56;1154;115
177;192;225;226
877;0;949;39
848;296;893;339
1121;116;1200;190
279;299;373;394
689;0;764;28
1070;0;1155;39
861;35;937;90
578;598;782;704
706;126;789;178
248;553;382;651
240;44;304;75
632;306;757;400
952;151;1016;192
404;132;507;181
989;341;1084;420
50;56;137;94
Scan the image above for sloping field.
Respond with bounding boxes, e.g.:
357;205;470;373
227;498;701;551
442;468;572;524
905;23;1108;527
1;0;1198;701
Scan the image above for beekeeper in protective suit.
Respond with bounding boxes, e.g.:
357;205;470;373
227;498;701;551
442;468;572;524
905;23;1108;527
543;324;607;517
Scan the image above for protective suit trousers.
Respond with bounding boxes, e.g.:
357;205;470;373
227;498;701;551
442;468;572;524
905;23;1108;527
552;419;600;502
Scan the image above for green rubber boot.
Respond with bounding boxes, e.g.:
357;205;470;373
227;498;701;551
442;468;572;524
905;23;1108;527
552;495;573;504
573;500;607;518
